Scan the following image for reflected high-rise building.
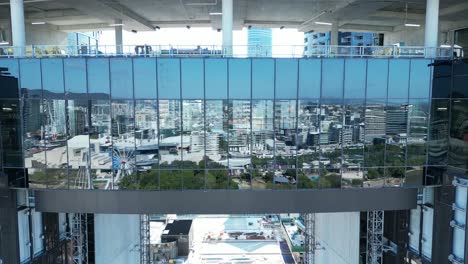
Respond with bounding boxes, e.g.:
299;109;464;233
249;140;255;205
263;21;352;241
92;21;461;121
248;28;272;57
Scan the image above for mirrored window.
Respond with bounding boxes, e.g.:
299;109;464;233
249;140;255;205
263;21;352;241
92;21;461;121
344;59;366;100
182;100;205;168
23;99;45;168
67;99;90;172
298;59;320;99
43;99;68;168
229;59;251;99
297;100;320;172
276;59;298;99
298;169;319;189
64;58;87;98
181;59;204;99
322;59;344;99
159;100;182;168
46;169;68;189
409;59;431;99
160;170;182;190
206;170;231;189
0;59;19;78
135;100;158;171
367;59;388;99
41;59;65;98
20;59;42;98
388;59;410;99
252;59;274;99
158;59;180;99
111;100;135;184
428;99;449;166
87;58;110;98
89;100;112;170
205;100;228;168
343;100;365;188
110;58;133;99
449;99;468;169
134;58;157;99
205;59;227;99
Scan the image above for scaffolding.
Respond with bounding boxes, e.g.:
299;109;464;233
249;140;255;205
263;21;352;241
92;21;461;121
366;211;384;264
71;213;88;264
140;214;150;264
304;213;315;264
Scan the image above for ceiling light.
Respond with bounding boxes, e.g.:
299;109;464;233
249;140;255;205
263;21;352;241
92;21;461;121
217;28;221;32
248;25;252;29
280;26;285;30
31;22;46;25
155;26;161;30
0;41;8;45
186;25;191;29
315;21;332;26
209;12;222;15
404;23;420;27
108;23;124;27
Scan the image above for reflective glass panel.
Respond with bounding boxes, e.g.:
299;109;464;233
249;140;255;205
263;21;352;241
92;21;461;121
182;170;205;190
274;100;297;171
111;100;135;182
388;59;410;99
46;169;68;189
229;59;251;99
182;100;205;168
298;169;319;189
428;99;449;166
344;59;366;99
64;58;87;97
343;100;365;188
366;59;388;99
453;75;468;99
28;168;47;188
322;59;344;99
297;100;320;170
205;100;228;168
110;58;133;99
252;59;274;99
449;99;468;169
206;170;231;189
24;99;45;168
298;59;320;99
159;100;182;167
409;59;431;99
67;99;90;172
43;99;68;168
41;59;65;98
87;58;110;98
205;59;227;99
181;59;204;99
135;100;158;170
20;59;42;98
158;59;180;99
69;168;92;189
134;58;157;99
160;170;182;190
89;100;112;170
0;59;19;78
276;59;298;99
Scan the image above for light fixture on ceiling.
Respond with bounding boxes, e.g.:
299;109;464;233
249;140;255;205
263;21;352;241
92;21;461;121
315;21;332;26
209;12;222;15
248;25;252;29
217;28;221;32
155;26;161;30
31;21;46;25
0;30;8;45
280;26;285;30
186;25;191;29
404;23;420;27
108;23;124;27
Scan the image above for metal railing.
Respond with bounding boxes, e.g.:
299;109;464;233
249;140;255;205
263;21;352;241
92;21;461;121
0;44;463;59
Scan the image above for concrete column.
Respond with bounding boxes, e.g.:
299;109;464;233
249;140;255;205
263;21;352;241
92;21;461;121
115;19;123;54
330;22;339;46
424;0;439;57
10;0;26;56
222;0;233;56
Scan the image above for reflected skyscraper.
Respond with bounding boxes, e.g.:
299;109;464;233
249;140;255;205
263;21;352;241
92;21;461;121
248;28;272;57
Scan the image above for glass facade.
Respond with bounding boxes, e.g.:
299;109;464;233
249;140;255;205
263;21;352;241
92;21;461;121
0;57;437;190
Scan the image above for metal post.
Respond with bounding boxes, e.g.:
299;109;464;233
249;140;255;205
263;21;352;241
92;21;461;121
367;211;384;264
115;19;123;55
10;0;26;56
222;0;233;56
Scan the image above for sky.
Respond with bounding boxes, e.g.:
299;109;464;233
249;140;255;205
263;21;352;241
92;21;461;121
99;27;305;56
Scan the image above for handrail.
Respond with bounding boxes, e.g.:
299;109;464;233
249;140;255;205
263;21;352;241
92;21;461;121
0;44;462;59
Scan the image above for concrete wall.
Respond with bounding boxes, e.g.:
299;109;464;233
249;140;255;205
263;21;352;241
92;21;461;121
94;214;140;264
384;27;426;46
315;212;360;264
0;23;68;46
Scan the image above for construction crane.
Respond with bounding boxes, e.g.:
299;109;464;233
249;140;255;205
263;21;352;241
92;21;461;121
304;213;315;264
367;211;384;264
140;214;150;264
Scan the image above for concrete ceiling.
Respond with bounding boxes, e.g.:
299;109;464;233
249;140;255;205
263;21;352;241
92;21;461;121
0;0;467;33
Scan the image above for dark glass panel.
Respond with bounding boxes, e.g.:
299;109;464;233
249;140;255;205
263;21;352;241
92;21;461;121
428;99;449;166
298;59;320;99
322;59;344;99
452;76;468;99
41;59;65;98
229;59;251;99
407;99;429;166
0;98;22;167
252;59;274;99
344;59;366;99
133;58;157;99
449;99;468;169
157;59;181;99
276;59;298;99
366;59;388;99
205;59;227;99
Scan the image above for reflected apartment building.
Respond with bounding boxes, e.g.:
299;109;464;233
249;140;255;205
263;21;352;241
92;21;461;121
0;56;467;263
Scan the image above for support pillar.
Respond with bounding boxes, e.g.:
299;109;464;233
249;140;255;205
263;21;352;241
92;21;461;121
330;21;339;46
9;0;26;56
115;19;123;55
222;0;233;56
424;0;439;57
